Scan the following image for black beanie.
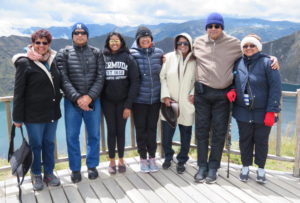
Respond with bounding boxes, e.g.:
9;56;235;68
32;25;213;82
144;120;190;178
135;26;153;41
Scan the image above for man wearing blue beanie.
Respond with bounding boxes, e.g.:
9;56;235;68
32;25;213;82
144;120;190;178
56;22;105;183
205;12;224;30
193;12;279;184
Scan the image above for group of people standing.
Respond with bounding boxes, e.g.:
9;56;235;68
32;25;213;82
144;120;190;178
12;12;281;191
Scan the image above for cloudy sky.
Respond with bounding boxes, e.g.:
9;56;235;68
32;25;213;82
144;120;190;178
1;0;300;36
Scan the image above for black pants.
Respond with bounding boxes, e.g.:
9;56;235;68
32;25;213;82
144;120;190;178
133;103;160;159
195;83;230;169
162;120;192;164
237;121;271;168
102;99;127;159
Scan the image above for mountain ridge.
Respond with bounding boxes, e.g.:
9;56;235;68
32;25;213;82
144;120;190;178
15;18;300;42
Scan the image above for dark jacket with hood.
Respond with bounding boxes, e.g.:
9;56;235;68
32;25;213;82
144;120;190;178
130;41;164;104
101;46;140;109
232;52;282;123
12;50;62;123
56;44;105;103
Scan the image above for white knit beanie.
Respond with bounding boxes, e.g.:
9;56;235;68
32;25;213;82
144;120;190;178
241;36;262;52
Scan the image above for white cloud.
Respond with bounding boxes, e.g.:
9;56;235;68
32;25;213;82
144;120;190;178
0;0;300;36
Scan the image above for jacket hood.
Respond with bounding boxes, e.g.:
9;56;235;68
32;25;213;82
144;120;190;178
174;33;193;51
131;40;156;55
12;47;57;65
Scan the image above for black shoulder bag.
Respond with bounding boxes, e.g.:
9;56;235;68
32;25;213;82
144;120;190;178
8;124;33;202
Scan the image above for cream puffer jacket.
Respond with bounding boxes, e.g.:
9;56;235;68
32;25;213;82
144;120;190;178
160;33;196;126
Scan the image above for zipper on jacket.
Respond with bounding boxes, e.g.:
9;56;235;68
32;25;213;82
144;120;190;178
246;62;255;110
211;41;216;67
146;48;154;104
79;47;88;93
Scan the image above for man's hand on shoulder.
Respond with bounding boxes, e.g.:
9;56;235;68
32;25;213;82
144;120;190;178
270;56;280;70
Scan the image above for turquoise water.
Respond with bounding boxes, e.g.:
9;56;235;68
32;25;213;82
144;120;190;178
0;83;299;158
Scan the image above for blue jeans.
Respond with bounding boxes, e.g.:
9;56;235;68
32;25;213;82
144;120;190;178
25;121;58;175
162;120;192;164
64;98;101;171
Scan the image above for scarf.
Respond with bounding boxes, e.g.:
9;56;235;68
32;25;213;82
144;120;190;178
27;45;51;62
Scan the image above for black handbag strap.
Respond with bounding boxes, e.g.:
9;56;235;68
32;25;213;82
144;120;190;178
17;174;23;203
8;124;25;161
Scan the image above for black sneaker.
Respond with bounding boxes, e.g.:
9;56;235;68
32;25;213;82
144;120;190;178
194;167;207;183
206;168;217;184
88;168;98;180
176;163;185;174
162;160;171;169
71;171;82;183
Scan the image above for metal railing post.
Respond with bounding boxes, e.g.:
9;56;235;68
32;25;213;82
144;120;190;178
293;89;300;177
276;96;283;156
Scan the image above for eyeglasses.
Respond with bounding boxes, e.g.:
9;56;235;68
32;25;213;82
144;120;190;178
73;31;87;36
109;39;121;44
207;24;221;29
243;44;256;49
35;41;48;45
176;41;189;46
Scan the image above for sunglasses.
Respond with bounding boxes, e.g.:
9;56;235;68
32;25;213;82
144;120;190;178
73;31;87;36
243;44;256;49
207;24;221;29
176;41;189;46
109;39;121;44
35;41;49;45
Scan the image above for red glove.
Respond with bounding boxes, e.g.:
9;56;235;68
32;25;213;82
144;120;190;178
264;112;275;127
227;89;236;102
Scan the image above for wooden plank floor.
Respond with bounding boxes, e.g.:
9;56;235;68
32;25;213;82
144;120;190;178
1;157;300;203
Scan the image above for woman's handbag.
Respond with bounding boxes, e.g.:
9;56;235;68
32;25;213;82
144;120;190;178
8;124;33;202
161;102;180;128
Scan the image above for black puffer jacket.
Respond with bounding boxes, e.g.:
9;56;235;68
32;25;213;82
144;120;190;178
102;48;140;109
12;52;62;123
56;44;105;102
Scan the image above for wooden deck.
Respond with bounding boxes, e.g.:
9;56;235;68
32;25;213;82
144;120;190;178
1;157;300;203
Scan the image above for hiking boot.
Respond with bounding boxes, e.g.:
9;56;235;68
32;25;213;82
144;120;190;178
88;168;98;180
140;159;150;173
71;171;82;183
176;163;185;174
239;166;249;182
149;158;159;172
44;173;61;186
31;174;44;191
194;167;207;183
206;168;218;184
256;168;267;184
162;160;171;169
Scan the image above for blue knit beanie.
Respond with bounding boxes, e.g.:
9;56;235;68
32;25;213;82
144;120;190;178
71;22;89;37
205;12;224;30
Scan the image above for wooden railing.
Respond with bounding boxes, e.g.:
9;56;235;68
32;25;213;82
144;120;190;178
1;90;300;176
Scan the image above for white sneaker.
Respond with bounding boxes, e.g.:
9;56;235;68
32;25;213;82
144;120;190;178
256;168;266;184
239;166;249;182
140;159;150;173
149;158;159;172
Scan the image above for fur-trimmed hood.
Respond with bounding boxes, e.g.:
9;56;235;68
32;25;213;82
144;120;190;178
12;47;57;88
12;47;57;66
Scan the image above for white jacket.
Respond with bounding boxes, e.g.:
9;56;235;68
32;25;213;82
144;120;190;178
160;33;196;126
